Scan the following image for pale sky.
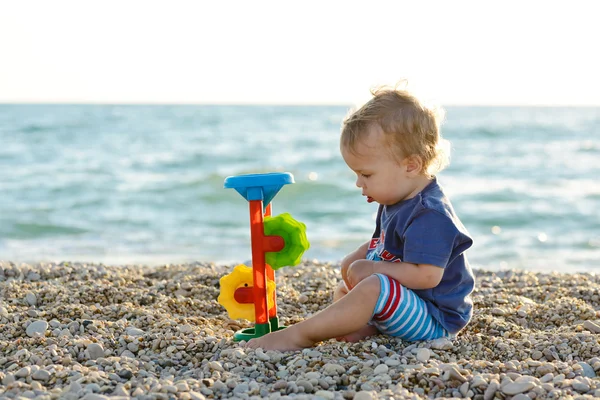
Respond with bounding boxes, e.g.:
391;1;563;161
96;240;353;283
1;0;599;106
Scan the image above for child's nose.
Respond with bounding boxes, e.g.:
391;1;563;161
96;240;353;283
355;177;362;188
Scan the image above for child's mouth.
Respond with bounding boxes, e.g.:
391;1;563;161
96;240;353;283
367;196;374;203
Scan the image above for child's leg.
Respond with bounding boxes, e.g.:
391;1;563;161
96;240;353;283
332;280;348;302
246;275;382;351
332;280;380;342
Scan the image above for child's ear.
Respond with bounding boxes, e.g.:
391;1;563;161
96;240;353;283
404;155;423;175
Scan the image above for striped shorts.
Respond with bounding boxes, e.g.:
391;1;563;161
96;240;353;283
371;273;449;341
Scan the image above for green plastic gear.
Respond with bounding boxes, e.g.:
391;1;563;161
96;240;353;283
264;212;310;270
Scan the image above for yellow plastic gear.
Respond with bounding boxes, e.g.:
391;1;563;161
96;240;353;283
218;264;276;321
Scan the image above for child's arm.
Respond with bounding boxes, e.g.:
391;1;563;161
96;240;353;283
340;241;369;288
347;259;443;290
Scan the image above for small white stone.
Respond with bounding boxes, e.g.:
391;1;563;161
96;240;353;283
255;348;270;361
502;381;535;395
314;390;335;399
164;385;178;393
127;342;139;353
385;359;401;366
460;381;470;397
87;343;105;360
16;366;31;378
573;380;591;393
125;327;145;336
26;320;48;338
354;391;377;400
323;363;345;376
298;294;309;303
120;350;135;359
112;384;130;396
374;364;389;375
306;350;322;358
189;392;206;400
32;369;51;381
431;337;453;350
305;371;320;379
232;383;249;394
81;394;110;400
416;348;431;363
208;361;224;372
484;380;499;400
69;382;83;393
25;292;37;306
471;375;488;388
583;321;600;333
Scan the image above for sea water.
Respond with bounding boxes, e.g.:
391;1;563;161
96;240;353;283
1;104;599;272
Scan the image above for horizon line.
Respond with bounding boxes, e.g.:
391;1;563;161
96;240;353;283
1;101;599;108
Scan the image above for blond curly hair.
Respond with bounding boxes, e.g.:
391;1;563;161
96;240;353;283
341;82;450;177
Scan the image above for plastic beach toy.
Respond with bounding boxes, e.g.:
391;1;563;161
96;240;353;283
218;172;310;341
218;264;276;321
264;213;309;270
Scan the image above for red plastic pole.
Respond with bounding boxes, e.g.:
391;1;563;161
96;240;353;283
264;204;278;319
249;200;269;325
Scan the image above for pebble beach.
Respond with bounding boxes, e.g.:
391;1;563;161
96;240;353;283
2;261;600;400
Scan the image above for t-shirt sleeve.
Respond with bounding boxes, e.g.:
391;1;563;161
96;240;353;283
401;210;460;268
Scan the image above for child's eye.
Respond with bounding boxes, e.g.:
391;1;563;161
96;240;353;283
361;174;371;178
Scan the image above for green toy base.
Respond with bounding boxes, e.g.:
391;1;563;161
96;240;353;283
233;317;287;342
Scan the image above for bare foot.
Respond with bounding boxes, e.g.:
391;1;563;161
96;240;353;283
336;324;379;343
245;325;314;351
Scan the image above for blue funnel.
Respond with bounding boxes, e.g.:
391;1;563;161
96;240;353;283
224;172;294;206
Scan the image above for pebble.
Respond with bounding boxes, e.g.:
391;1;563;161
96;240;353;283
298;294;309;303
502;381;536;395
32;369;51;381
120;350;135;358
126;327;145;336
25;320;48;337
315;390;335;399
25;292;37;306
574;380;591;392
370;364;386;375
416;348;430;363
273;380;288;390
3;261;600;399
323;363;345;376
16;366;31;378
354;391;377;400
583;320;600;333
296;379;313;392
430;337;453;350
87;343;105;360
577;361;596;377
484;380;499;400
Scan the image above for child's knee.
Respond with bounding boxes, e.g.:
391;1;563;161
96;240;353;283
353;274;381;300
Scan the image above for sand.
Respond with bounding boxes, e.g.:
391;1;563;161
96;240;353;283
1;260;600;399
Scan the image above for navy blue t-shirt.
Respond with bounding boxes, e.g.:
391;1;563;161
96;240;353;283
365;178;474;334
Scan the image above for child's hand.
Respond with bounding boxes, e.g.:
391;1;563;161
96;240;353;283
340;241;370;290
341;261;350;289
347;260;375;288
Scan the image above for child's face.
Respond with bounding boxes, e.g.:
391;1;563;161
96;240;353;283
341;127;423;206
